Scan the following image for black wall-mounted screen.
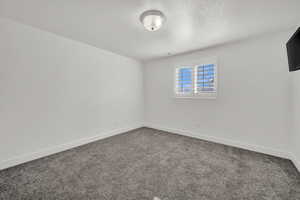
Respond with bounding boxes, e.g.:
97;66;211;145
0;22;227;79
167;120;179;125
287;28;300;72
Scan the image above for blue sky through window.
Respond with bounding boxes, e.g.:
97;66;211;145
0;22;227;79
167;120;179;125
177;64;215;94
178;68;193;93
197;64;215;91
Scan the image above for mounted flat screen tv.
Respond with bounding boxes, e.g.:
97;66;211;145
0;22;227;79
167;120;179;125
287;28;300;72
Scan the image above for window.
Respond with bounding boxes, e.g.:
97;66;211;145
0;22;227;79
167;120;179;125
176;67;193;95
175;61;217;98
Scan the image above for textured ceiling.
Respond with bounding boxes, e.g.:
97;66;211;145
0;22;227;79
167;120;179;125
1;0;300;61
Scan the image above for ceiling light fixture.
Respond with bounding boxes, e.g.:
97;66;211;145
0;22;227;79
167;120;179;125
140;10;166;31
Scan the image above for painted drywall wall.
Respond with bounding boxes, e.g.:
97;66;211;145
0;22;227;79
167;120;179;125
144;29;293;157
0;18;143;168
291;70;300;170
0;15;297;171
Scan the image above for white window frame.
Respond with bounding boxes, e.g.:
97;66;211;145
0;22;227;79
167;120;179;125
174;58;218;99
174;66;195;97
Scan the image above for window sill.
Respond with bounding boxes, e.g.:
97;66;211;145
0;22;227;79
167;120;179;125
174;93;217;99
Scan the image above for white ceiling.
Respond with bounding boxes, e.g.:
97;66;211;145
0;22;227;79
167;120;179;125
1;0;300;61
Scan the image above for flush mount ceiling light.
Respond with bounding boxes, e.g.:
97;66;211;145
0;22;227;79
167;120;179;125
140;10;166;31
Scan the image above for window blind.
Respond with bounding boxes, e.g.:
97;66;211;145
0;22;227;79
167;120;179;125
196;64;216;93
175;67;193;95
174;60;217;98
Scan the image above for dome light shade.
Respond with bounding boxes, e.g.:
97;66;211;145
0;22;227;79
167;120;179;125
140;10;166;31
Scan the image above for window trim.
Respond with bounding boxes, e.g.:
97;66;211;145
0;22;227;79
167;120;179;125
174;66;195;97
174;58;218;99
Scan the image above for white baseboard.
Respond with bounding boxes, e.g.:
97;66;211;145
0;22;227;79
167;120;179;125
145;123;300;173
0;124;143;171
289;153;300;172
2;123;298;173
145;123;290;159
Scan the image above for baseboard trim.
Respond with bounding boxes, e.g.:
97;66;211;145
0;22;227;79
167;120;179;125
2;123;298;173
145;123;290;159
289;153;300;172
0;124;143;171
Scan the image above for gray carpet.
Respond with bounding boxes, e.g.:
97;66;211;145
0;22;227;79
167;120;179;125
0;128;299;200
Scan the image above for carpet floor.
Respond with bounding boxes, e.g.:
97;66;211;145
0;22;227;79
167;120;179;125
0;128;299;200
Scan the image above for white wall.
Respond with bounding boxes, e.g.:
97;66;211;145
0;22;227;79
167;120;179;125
1;16;298;171
291;70;300;170
0;18;143;169
144;29;294;158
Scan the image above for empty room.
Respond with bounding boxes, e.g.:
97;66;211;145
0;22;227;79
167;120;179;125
0;0;300;199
